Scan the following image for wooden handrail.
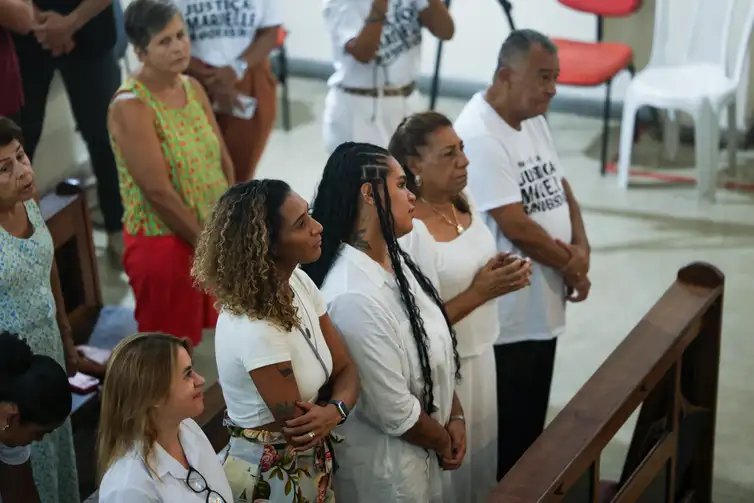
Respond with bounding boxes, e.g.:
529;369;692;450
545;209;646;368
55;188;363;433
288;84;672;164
489;262;724;503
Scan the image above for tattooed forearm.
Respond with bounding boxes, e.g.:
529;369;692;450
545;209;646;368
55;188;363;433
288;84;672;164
276;362;294;379
271;401;298;421
351;228;371;252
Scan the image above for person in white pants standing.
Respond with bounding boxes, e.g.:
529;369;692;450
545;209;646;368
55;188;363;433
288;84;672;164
322;0;454;153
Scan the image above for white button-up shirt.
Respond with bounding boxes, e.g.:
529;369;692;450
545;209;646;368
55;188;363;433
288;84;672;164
98;419;233;502
321;244;455;502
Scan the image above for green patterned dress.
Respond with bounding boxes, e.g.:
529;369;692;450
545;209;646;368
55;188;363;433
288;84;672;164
111;76;229;237
0;199;80;502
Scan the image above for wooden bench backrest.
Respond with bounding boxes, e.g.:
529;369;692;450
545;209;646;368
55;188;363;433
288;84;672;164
489;262;724;503
40;183;102;344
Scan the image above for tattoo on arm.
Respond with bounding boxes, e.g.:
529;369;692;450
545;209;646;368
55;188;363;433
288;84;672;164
351;228;371;252
271;400;298;421
275;362;294;379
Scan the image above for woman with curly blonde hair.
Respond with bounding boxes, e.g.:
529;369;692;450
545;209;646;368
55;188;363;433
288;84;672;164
192;179;359;503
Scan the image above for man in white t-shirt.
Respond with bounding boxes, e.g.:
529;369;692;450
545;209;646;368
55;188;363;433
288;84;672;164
454;29;591;480
322;0;454;153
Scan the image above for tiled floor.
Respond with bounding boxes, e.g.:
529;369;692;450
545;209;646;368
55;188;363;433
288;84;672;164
34;75;754;500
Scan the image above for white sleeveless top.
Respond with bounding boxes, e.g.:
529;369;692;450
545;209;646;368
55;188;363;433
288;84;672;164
400;198;500;357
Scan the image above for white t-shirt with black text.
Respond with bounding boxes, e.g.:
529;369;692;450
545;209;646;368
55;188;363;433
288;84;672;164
323;0;430;88
455;92;572;344
214;268;334;428
177;0;283;67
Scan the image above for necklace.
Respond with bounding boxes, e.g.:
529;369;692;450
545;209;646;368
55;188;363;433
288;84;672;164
291;282;316;349
423;199;465;235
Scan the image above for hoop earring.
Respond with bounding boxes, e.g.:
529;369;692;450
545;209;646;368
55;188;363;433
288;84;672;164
415;175;423;188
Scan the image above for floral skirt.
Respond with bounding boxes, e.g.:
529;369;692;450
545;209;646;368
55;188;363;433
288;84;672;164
223;426;335;503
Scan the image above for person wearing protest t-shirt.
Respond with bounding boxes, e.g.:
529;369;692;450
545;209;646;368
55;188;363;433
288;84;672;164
454;29;591;480
181;0;281;182
322;0;454;153
12;0;124;259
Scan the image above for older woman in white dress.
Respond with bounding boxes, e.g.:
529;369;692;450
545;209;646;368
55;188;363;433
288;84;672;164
390;111;532;503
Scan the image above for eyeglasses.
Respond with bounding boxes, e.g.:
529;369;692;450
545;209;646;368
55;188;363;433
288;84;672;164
185;466;227;503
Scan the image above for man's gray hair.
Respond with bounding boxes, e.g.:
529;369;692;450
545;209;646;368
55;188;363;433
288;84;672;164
124;0;182;52
496;29;558;72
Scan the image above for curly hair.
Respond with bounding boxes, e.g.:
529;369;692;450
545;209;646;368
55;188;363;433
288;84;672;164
192;179;300;331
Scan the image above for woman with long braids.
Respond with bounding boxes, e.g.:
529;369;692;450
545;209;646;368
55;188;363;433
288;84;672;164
303;142;464;502
192;179;360;502
390;111;532;502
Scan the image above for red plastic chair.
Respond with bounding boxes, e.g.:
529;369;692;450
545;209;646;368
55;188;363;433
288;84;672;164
552;0;641;174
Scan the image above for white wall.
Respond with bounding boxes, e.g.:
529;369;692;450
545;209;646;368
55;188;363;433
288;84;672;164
278;0;753;125
280;0;621;101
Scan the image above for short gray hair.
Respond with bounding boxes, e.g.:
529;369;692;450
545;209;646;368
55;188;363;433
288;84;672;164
124;0;182;52
496;29;557;72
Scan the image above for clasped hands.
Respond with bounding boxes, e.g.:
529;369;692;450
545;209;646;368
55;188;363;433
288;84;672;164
32;10;80;57
194;63;243;115
281;401;341;452
437;417;466;471
556;240;591;302
470;252;533;302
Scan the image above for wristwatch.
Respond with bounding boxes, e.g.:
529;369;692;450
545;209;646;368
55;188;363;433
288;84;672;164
230;58;248;80
328;399;350;425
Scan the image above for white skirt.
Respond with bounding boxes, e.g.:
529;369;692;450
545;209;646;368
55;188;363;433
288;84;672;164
322;86;422;153
445;347;498;503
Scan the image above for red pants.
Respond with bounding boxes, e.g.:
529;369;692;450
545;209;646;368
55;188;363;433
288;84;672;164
123;232;217;346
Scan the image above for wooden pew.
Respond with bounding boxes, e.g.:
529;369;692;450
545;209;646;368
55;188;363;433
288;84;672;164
488;263;724;503
41;182;105;499
195;381;231;452
40;182;103;344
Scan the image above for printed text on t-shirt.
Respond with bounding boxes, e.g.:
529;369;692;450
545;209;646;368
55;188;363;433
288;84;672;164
376;0;422;66
184;0;256;42
518;156;566;215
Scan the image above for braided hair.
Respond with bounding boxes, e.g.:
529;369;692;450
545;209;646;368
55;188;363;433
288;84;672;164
302;142;461;414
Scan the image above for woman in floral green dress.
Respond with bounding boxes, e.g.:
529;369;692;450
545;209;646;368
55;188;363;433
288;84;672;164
0;117;80;502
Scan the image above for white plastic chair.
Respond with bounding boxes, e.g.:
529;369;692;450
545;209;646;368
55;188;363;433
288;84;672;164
616;0;754;201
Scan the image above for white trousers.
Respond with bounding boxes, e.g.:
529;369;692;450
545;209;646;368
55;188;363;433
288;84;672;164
323;86;421;153
445;348;499;503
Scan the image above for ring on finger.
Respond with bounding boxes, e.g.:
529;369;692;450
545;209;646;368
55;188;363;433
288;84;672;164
307;431;316;440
